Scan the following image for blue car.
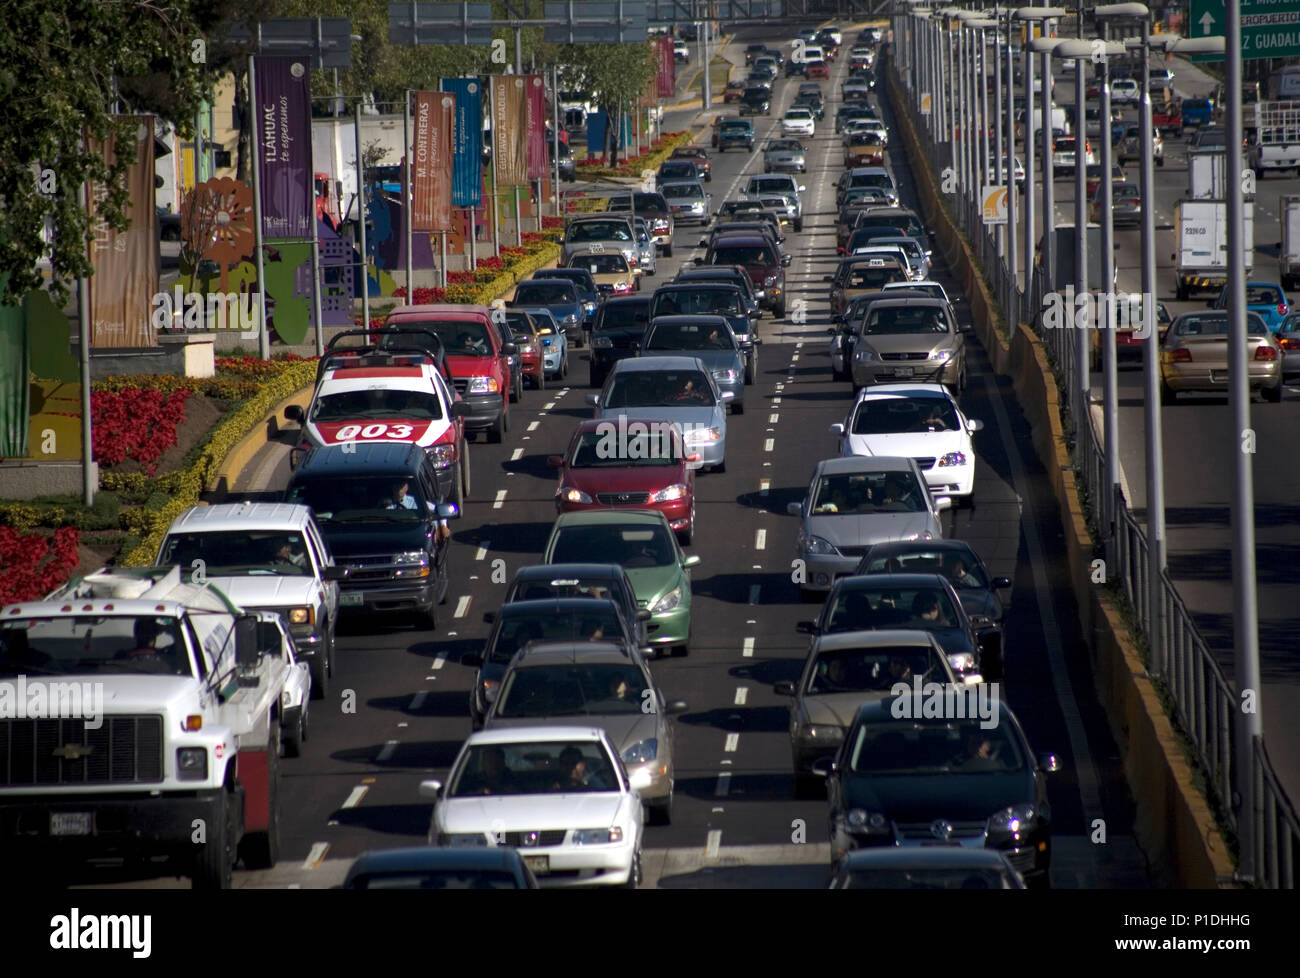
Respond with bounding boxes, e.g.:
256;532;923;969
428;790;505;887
508;279;585;348
1212;282;1290;333
531;267;600;335
515;306;570;380
1181;97;1215;129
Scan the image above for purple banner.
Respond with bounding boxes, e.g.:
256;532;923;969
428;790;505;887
255;56;314;239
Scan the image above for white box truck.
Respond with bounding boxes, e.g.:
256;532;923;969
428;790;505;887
1174;199;1254;300
1250;101;1300;176
1280;194;1300;290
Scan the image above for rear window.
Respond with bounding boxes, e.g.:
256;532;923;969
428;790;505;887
712;245;774;266
1173;314;1268;337
514;282;576;304
567;220;631;242
595;300;650;330
572;253;630;275
646;321;736;351
652;289;742;317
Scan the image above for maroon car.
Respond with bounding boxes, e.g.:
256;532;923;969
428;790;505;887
694;232;791;317
670;145;712;182
548;419;699;544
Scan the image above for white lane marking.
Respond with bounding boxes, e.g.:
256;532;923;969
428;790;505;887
303;843;329;870
713;775;731;798
511;448;524;461
724;733;739;752
791;354;799;362
433;652;447;670
759;478;770;495
527;421;540;431
711;806;725;813
544;402;556;410
769;413;779;424
765;438;775;451
410;691;428;710
748;584;761;604
376;740;398;762
772;397;781;405
775;383;785;391
734;687;748;705
706;829;723;855
475;542;490;561
755;529;767;550
742;636;755;657
454;596;471;618
494;490;507;509
341;785;369;809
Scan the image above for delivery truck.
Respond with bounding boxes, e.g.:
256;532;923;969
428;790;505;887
1279;194;1300;290
1174;199;1254;300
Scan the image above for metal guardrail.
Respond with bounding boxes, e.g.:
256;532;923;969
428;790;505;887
886;43;1300;887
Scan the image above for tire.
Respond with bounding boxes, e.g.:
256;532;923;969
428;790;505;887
775;299;787;319
670;643;689;658
623;849;642;888
535;368;546;391
794;218;803;232
1263;381;1284;403
191;790;234;889
1160;382;1177;405
489;411;506;443
453;457;465;510
283;705;304;758
664;244;673;257
731;398;744;415
308;647;328;701
794;773;825;799
239;721;280;870
676;499;695;547
713;458;726;474
799;586;823;603
745;354;757;385
509;372;521;403
460;440;472;501
589;370;605;389
560;354;569;379
417;601;438;630
1176;282;1188;301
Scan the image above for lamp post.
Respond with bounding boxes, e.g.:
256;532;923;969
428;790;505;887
1028;28;1064;344
969;18;1003;263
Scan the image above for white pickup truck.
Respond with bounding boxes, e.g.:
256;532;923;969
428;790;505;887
1174;199;1255;300
1251;102;1300;176
0;565;289;888
1280;195;1300;291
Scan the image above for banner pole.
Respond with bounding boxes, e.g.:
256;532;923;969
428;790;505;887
491;79;501;259
309;82;325;355
553;64;561;218
78;149;95;507
248;55;271;358
515;186;523;247
404;89;414;305
356;100;370;329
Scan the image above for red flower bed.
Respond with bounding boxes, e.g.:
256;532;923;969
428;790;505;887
215;354;317;378
476;256;505;271
501;247;529;260
90;388;192;476
392;286;449;304
447;271;478;285
542;216;563;229
0;527;80;604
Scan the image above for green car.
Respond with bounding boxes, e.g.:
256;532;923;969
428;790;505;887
542;510;699;657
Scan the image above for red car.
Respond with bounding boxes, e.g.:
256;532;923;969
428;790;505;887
805;60;830;79
548;419;699;544
670;145;712;182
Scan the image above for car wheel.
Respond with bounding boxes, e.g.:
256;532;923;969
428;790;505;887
623;849;642;888
712;458;726;474
460;440;472;501
1160;381;1177;405
794;773;825;799
745;355;757;385
670;643;689;658
308;649;328;701
417;600;438;630
794;218;803;232
560;354;569;379
535;368;546;391
664;244;673;257
283;706;304;758
799;586;823;603
238;720;280;870
731;398;744;415
775;299;787;318
589;369;604;389
509;373;521;403
1263;380;1284;403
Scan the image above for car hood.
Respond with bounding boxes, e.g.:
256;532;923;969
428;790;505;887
445;353;498;373
315;521;429;559
843;771;1034;822
202;575;318;608
564;464;685;495
69;676;213;715
801;690;894;727
487;713;657;756
858;335;957;355
438;793;627;833
766;150;806;161
843;431;970;459
621;562;685;609
804;511;938;547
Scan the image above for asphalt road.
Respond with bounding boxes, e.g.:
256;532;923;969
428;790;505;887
75;25;1151;889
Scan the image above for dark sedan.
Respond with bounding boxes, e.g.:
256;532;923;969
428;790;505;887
343;846;540;888
588;295;652;388
816;698;1059;887
857;541;1010;629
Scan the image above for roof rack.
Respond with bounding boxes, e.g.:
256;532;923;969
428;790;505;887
318;328;449;384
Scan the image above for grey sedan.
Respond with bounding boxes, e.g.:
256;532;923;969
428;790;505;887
787;456;951;595
764;138;808;173
849;297;969;391
639;315;746;413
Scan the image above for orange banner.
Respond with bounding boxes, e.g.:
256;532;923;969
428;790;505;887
87;117;157;348
492;75;528;187
412;91;455;232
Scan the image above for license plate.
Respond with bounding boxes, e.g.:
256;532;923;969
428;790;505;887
51;812;93;836
894;367;915;377
523;855;549;875
1211;370;1227;383
339;592;364;607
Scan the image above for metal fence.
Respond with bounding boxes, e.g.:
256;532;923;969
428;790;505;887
889;42;1300;888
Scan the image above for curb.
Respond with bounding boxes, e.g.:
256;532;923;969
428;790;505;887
884;57;1237;888
211;385;313;494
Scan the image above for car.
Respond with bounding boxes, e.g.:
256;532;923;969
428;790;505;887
744;173;806;231
548;418;699;542
740;86;772;116
656;159;701;187
857;540;1010;630
836;104;877;134
543;508;702;656
640;315;745;414
532;267;600;331
797;572;998;681
744;42;768;64
588;295;651;388
817;698;1057;886
805;59;829;79
419;726;645;887
717;118;755;151
841;82;872;103
695;233;791;316
745;192;799;230
1160;311;1283;403
247;612;312;756
658;179;711;226
706;215;785;253
723;79;746;103
504;563;649;646
1277;312;1300;379
567;249;638;297
775;629;959;788
1118;125;1163;166
1085;163;1127;198
751;60;778;82
1051;135;1096;177
849;296;968;391
343;847;541;889
825;255;910;320
844;131;886;167
156;503;344;700
509;279;586;347
670;145;712;182
548;139;576;182
836;167;898;208
843;118;887;147
787;456;951;595
779;108;815;138
501;308;546;391
283;443;461;626
466;596;643;727
1211;281;1290;333
1111;78;1140;104
606;190;674;256
632;218;658;277
649;280;760;384
1089;295;1172;369
514;306;569;381
797;81;824;98
485;640;688;822
1091;180;1141;227
831;384;982;502
560;215;639;269
791;94;826;121
785;56;807;77
673;40;689;62
827;836;1029;888
491;311;525;402
1181;97;1215;128
867;236;930;280
882;280;949;303
673;263;763;321
987;154;1026;191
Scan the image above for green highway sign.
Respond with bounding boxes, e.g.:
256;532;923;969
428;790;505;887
1188;0;1300;60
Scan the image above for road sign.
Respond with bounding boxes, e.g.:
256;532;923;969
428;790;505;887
229;18;354;68
543;1;648;43
921;92;932;115
982;185;1008;224
1188;0;1300;60
388;2;494;46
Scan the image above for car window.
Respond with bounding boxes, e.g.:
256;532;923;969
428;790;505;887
514;282;576;304
573;253;630;274
496;664;649;718
846;720;1026;775
393;319;491;356
285;476;427;521
550;524;678;568
646;321;736;351
844;265;907;288
159;531;313;575
864;306;951;335
713;245;773;266
491;606;625;663
1246;286;1283;304
807;644;949;694
662;183;703;200
809;470;926;515
652;289;743;317
825;583;960;632
851;396;959;435
595;300;651;330
448;741;620;796
568;221;631;242
863;550;989;588
1173;314;1268;337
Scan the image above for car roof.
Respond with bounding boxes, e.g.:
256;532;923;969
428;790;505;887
295;442;425;475
861;296;948;310
347;847;524;874
709;234;772;246
813;629;940;652
498;597;622;616
611;354;708;373
465;725;607;745
512;563;628;582
816;455;914;474
836;572;953;589
854;383;954;401
864;539;978;558
648;314;732;328
166;502;315;534
512;640;635;666
655;281;743;291
552;509;671;528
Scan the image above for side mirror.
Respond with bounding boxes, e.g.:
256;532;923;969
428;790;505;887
450;402;471;419
781;254;792;267
810;755;836;778
1038;752;1062;773
234;614;261;670
284;404;305;423
461;652;483;667
636;609;652;622
502;342;517;355
967;418;984;432
829;423;846;437
682;554;702;568
796;620;819;634
436;502;460;520
585;393;601;406
992;576;1012;589
664;699;689;716
787;501;803;516
323;565;349;581
418;779;443;799
773;680;797;696
693;256;705;265
934;496;953;512
547;455;565;468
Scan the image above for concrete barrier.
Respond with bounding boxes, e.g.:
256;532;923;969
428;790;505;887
210;385;312;494
884;57;1235;888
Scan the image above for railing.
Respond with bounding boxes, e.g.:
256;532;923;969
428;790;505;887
887;37;1300;887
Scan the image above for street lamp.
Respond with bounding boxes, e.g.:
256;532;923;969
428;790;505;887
969;17;1002;253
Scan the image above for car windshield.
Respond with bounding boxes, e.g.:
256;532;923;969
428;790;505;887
851;396;959;434
750;178;794;195
449;741;619;796
513;282;576;304
355;870;520;889
839;867;1012;889
712;245;773;266
568;221;631;242
0;615;195;678
1246;286;1283;304
809;470;927;515
662;184;703;200
659;162;697;178
807;644;948;694
489;607;625;663
392;319;492;356
862;550;989;589
768;139;803;151
785;110;812;120
573;254;630;274
285;476;427;522
496;664;649;718
846;719;1026;775
646;321;736;351
604;369;716;408
569;428;682;468
825;584;960;632
633;194;668;215
1173;315;1268;337
850;133;883;146
159;531;313;576
721;122;751;132
653;290;743;317
865;306;951;334
852;174;894;190
596;301;650;330
312;388;444;421
503;312;536;337
550;525;677;568
508;578;620;603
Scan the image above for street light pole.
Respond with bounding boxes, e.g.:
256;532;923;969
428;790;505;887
1074;49;1089;424
1022;16;1036;324
1099;26;1119;551
994;19;1005;259
1006;17;1018;320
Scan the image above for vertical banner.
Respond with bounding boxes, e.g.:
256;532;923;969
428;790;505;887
412;91;455;232
658;36;676;98
442;77;483;208
87;118;157;348
492;75;528;187
254;56;313;239
525;75;547;180
588;111;608;162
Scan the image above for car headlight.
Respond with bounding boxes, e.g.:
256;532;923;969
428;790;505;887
684;426;721;443
563;313;579;324
650;585;683;613
614;280;632;292
430;443;457;467
286;606;313;625
392;551;426;565
439;832;490;847
690;202;704;212
799;724;844;742
801;534;839;556
712;368;739;384
583;301;597;313
623;738;659;764
573;827;624;845
650;483;689;502
519;343;536;354
593;336;613;348
392;551;431;577
988;804;1038;836
764;274;779;287
947;652;976;672
467;375;500;394
937;452;968;467
560;486;593;504
931;349;952;362
854;348;878;361
844;809;890;833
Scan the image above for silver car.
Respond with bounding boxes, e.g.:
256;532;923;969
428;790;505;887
764;138;808;174
787;456;951;594
639;315;746;413
849;297;969;391
561;216;639;269
588;355;732;471
633;218;658;277
745;174;805;231
659;179;712;226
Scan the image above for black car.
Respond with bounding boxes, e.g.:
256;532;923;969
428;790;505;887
504;562;649;645
343;847;540;889
284;443;461;628
857;541;1010;628
744;42;768;65
792;94;825;121
547;138;575;182
463;597;642;727
648;282;760;384
532;267;600;331
785;58;807;77
816;698;1058;887
740;88;772;116
491;311;525;403
588;295;652;388
797;573;1002;681
673;265;762;321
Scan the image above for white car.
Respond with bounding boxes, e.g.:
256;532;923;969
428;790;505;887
1111;79;1140;104
253;611;312;757
782;108;816;137
844;119;887;147
830;383;983;501
420;726;645;888
883;280;949;303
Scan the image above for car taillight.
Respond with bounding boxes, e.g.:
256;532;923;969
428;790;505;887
1279;303;1289;316
1255;345;1278;361
1170;348;1192;362
1280;336;1299;350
